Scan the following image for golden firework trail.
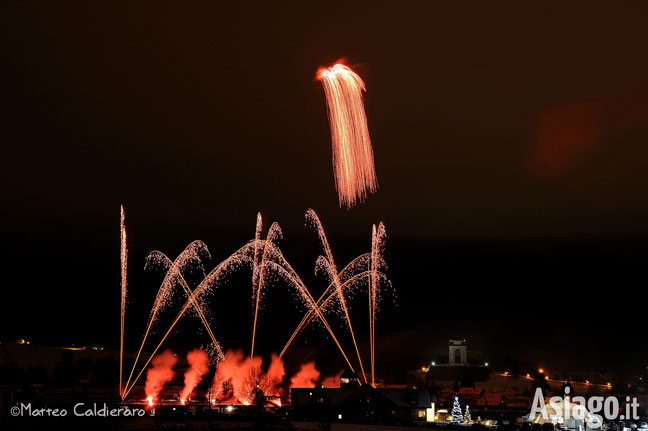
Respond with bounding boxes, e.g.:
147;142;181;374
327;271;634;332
318;63;378;208
249;212;263;358
250;221;282;358
279;216;390;389
307;209;367;383
279;267;372;358
371;222;387;386
251;237;358;374
119;205;127;399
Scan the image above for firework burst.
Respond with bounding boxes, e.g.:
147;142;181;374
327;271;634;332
318;63;378;208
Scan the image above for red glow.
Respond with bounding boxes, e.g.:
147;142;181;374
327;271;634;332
316;67;327;80
180;349;209;404
528;103;603;177
145;350;178;403
210;350;285;405
316;58;348;80
290;361;319;389
322;370;343;388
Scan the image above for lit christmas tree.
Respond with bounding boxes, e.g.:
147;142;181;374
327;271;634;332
451;397;463;423
463;405;472;424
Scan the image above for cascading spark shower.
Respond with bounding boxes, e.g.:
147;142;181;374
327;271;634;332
318;63;378;208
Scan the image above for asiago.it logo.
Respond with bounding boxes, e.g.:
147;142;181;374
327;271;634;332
529;387;640;428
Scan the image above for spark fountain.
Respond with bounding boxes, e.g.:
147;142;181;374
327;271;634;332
118;207;391;406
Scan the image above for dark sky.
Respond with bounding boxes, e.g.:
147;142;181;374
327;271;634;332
1;2;648;379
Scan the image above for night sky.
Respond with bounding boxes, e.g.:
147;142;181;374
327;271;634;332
1;2;648;380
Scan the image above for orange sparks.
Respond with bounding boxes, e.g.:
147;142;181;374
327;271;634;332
318;63;378;208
